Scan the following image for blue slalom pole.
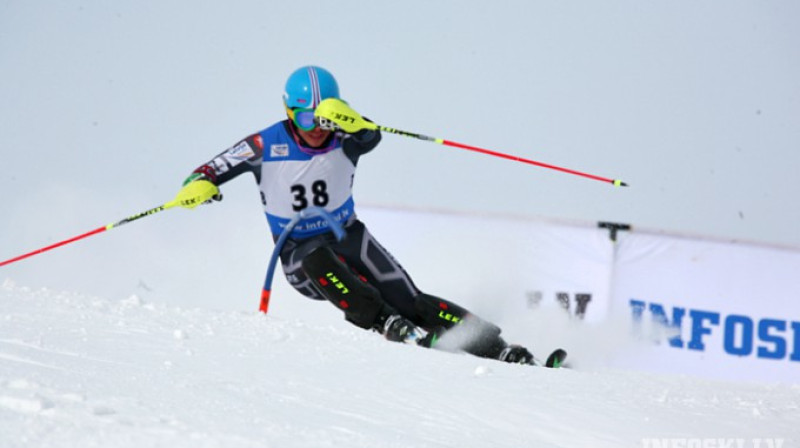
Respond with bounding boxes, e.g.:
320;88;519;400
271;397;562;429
259;207;345;313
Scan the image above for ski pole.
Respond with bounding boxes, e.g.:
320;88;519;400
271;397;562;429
259;207;345;314
315;99;628;186
0;200;180;268
377;125;628;187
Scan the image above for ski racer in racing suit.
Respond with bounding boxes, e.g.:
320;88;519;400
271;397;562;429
174;66;535;364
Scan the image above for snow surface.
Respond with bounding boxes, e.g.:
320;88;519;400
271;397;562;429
1;280;798;448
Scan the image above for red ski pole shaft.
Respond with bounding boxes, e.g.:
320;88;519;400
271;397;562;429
0;227;107;267
376;125;628;187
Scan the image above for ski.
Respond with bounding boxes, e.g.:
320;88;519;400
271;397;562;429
399;324;566;368
544;348;568;368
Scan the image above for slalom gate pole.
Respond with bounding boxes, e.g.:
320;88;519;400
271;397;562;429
376;125;628;187
259;207;345;314
0;200;180;268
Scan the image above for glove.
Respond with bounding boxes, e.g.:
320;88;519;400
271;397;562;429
174;178;221;209
314;98;378;134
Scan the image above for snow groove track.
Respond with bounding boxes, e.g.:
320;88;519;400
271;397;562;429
1;281;798;447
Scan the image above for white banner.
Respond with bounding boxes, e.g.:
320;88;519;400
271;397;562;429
358;206;800;383
611;232;800;382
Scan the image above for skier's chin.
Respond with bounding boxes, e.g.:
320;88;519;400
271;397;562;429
300;129;331;147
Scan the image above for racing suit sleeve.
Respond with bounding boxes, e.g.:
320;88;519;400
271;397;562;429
188;134;264;185
341;120;381;165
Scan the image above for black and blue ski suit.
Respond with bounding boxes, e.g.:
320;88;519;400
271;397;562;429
187;119;514;359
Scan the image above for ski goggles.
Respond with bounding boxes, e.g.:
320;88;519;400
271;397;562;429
286;106;318;131
286;105;340;132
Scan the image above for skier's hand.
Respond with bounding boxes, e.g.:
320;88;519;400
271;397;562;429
175;177;221;209
314;98;378;134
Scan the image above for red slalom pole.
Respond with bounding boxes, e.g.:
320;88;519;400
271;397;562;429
0;227;107;268
0;200;179;268
377;125;628;187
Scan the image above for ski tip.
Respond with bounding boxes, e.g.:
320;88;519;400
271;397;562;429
545;349;568;368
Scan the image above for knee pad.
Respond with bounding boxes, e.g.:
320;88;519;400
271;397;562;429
301;246;389;330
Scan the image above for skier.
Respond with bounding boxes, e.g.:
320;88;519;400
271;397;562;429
175;66;536;364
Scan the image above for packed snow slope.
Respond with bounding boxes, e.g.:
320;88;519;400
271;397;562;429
1;281;797;448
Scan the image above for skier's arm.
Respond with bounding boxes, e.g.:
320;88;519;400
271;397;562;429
186;134;264;186
175;134;264;209
342;124;381;162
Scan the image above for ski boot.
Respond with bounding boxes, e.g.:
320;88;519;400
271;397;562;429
380;314;440;347
381;314;418;342
498;344;535;365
